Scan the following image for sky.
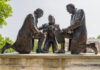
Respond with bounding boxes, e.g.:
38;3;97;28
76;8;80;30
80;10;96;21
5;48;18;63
0;0;100;41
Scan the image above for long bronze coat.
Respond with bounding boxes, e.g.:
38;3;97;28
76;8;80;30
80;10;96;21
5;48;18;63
69;9;87;54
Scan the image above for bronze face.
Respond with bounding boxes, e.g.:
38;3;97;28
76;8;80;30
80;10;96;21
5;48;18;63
48;15;55;24
34;8;43;18
66;6;75;14
37;11;43;18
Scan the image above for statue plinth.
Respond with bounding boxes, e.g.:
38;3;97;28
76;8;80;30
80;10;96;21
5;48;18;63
0;53;100;70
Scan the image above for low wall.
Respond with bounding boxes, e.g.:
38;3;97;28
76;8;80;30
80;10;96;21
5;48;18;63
0;53;100;70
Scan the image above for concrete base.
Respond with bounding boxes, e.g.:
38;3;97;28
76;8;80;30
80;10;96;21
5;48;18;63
0;53;100;70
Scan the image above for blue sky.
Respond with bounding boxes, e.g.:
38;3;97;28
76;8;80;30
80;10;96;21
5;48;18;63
0;0;100;41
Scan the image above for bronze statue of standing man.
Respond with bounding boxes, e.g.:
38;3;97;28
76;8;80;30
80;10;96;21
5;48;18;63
32;8;45;53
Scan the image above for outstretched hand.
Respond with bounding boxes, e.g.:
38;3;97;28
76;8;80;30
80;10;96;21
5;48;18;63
62;27;70;33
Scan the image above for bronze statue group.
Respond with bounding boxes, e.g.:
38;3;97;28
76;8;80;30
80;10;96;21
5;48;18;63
1;4;98;54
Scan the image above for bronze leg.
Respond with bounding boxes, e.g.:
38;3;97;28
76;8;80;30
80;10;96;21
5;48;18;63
36;33;45;53
86;43;98;54
1;43;12;53
52;40;59;53
32;38;34;50
68;39;72;51
57;33;73;53
42;40;51;53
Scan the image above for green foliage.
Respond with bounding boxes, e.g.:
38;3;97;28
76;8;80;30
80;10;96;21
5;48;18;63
0;0;12;28
97;35;100;39
32;40;38;52
0;34;14;53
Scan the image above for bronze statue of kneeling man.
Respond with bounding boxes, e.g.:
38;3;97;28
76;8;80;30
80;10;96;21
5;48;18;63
61;4;98;54
1;14;40;54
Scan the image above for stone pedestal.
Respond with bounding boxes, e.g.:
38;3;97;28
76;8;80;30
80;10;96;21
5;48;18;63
0;53;100;70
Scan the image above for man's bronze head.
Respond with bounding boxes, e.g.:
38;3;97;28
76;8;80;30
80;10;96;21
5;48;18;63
66;4;75;14
34;8;43;18
48;15;55;24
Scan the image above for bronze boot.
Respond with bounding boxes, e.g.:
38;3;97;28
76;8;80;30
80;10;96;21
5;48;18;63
87;43;98;54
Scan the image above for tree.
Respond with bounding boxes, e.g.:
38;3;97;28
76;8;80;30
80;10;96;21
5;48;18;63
0;0;13;53
97;35;100;39
0;0;12;28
